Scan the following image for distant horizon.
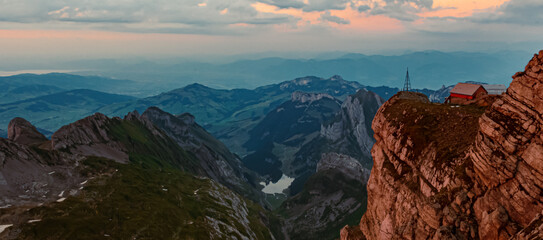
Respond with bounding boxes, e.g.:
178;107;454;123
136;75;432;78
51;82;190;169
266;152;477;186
0;48;536;71
1;0;542;61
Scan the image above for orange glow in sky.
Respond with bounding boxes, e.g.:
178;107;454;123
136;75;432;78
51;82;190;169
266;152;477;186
0;0;531;57
0;0;512;40
422;0;510;18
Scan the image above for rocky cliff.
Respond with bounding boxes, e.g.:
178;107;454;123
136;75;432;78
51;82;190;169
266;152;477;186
319;89;384;167
0;108;278;239
291;91;335;104
280;153;370;240
7;118;48;146
242;92;342;182
141;107;264;204
343;50;543;239
289;89;383;195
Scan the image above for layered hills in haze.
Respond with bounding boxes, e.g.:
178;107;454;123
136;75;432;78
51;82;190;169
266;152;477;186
1;50;538;240
0;90;135;135
66;50;527;89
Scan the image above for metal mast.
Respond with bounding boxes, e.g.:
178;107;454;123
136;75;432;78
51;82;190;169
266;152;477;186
403;68;411;91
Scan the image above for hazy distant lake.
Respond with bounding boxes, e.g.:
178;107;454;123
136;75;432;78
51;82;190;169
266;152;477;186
260;174;295;194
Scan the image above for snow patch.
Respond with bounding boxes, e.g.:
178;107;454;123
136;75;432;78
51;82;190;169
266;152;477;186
0;224;13;234
56;198;66;202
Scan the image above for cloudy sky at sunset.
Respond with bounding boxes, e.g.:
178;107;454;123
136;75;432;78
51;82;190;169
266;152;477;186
0;0;541;59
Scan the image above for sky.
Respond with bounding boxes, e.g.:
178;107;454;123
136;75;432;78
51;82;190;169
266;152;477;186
0;0;542;60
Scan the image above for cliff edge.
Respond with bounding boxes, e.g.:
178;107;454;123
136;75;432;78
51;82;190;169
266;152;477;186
344;50;543;239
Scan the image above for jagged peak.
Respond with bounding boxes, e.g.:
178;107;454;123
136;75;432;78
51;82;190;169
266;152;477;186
330;75;344;81
141;106;194;126
291;91;335;103
177;112;196;125
51;112;113;150
7;117;48;146
124;110;141;121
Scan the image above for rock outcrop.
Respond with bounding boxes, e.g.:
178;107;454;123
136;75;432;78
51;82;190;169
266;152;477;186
288;89;383;196
7;117;47;145
280;153;369;240
319;89;384;167
291;91;335;104
141;107;264;204
317;153;370;183
344;50;543;239
242;92;342;181
470;50;543;238
51;113;129;163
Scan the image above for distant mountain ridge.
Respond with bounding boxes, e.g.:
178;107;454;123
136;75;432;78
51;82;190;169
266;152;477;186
0;73;143;101
68;50;528;90
0;89;136;135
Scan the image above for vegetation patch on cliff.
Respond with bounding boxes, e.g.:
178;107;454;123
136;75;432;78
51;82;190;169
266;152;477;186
383;92;487;165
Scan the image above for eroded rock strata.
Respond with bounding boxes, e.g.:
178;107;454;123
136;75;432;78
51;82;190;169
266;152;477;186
344;50;543;239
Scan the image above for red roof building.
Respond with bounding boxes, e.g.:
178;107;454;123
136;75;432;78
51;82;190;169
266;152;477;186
446;83;488;104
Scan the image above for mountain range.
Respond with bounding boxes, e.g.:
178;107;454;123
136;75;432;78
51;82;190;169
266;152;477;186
0;107;279;239
65;50;529;89
0;89;136;135
0;74;388;239
0;50;535;239
0;72;456;140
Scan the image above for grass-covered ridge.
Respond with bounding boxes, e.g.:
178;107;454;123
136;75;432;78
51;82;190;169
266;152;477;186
1;115;282;239
11;156;276;239
108;117;201;172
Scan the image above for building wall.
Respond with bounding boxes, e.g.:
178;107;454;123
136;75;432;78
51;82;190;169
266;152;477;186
448;87;488;104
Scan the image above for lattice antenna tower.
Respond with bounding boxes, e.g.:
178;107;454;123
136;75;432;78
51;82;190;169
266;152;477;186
403;68;411;91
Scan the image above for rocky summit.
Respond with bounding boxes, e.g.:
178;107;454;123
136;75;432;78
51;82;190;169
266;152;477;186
342;50;543;239
7;118;48;146
0;107;277;239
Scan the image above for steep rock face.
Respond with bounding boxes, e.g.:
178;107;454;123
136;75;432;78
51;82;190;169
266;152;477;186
349;50;543;239
0;112;171;209
470;50;543;237
51;113;129;163
242;92;342;181
428;85;454;103
280;153;369;240
141;107;263;203
317;153;370;182
0;138;84;208
7;117;47;145
288;89;383;196
357;91;484;239
320;89;384;167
